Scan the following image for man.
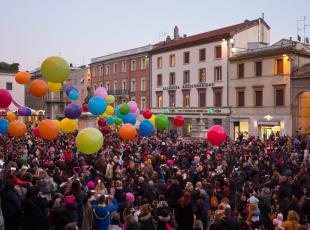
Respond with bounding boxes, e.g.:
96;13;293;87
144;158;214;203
217;206;241;230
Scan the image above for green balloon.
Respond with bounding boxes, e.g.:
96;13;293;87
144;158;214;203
18;157;27;165
119;103;130;115
155;114;169;130
115;117;122;126
105;95;115;104
41;56;71;83
76;128;103;154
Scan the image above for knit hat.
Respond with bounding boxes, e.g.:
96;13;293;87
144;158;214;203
65;195;75;205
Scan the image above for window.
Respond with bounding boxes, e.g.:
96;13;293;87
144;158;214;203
255;61;262;76
198;91;206;107
214;66;222;81
141;58;147;70
238;63;244;78
169;54;175;67
113;81;117;90
106;82;110;91
122;80;126;90
157;74;162;87
6;82;12;90
122;61;127;72
114;63;118;73
199;68;206;83
141;97;146;110
106;65;110;75
94;84;97;90
199;49;206;62
184;52;190;64
131;60;136;71
255;90;263;106
100;66;103;76
215;46;222;59
141;78;146;91
131;96;136;101
213;119;222;125
100;83;103;87
214;88;222;107
131;79;136;92
183;71;190;84
169;72;175;85
157;93;163;108
237;91;245;107
183;92;190;107
93;67;97;78
157;57;163;69
169;93;175;107
276;59;284;74
275;88;284;106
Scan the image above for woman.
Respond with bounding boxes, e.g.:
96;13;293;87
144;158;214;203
68;180;85;229
175;192;194;230
138;204;157;230
95;180;107;196
282;210;300;230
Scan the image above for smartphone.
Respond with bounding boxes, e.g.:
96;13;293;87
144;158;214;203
98;179;101;183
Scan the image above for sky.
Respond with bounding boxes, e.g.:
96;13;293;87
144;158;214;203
0;0;309;71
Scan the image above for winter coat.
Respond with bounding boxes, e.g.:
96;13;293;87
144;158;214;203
138;213;157;230
175;203;193;230
22;200;48;230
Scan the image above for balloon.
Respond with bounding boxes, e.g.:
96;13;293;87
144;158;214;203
82;104;88;112
69;90;79;101
99;113;108;119
0;89;12;108
155;114;169;130
33;127;41;137
48;147;56;154
139;120;154;137
94;87;108;99
127;101;138;113
123;114;136;125
119;124;137;140
26;107;32;115
119;103;130;115
100;126;111;135
65;86;78;97
18;157;27;165
8;120;27;137
106;116;115;125
207;125;227;146
105;95;115;104
53;120;60;129
115;117;122;126
133;108;140;118
64;103;82;119
18;106;29;116
115;105;126;119
6;111;16;122
173;115;185;127
143;109;152;119
38;119;58;140
59;118;77;133
76;128;103;154
29;79;48;97
15;71;30;84
48;82;61;92
88;96;107;116
0;119;9;134
105;105;114;116
148;115;156;126
97;119;107;127
41;56;70;83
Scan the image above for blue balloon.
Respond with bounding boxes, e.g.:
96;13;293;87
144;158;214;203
88;96;107;116
139;120;154;137
69;90;79;101
65;103;82;119
115;105;126;120
66;86;78;97
26;107;32;116
122;113;136;125
106;116;115;125
0;118;9;135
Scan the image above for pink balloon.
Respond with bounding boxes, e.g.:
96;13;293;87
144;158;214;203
127;101;138;113
48;147;56;153
206;125;227;146
0;89;12;108
133;108;140;118
33;127;41;137
94;87;108;99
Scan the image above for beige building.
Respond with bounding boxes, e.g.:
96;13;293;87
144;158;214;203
229;39;310;139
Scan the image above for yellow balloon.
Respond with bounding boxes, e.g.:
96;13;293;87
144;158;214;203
76;128;103;154
59;118;77;133
53;119;61;129
6;112;16;122
48;82;62;92
148;115;156;126
105;106;114;116
99;113;108;119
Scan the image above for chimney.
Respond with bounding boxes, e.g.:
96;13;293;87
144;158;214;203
174;26;180;40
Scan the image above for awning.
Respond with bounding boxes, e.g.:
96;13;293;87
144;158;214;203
257;121;280;126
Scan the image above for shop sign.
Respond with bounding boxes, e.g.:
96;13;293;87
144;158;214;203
163;85;180;90
182;82;215;89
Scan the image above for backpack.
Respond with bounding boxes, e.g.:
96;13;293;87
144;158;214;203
210;195;219;208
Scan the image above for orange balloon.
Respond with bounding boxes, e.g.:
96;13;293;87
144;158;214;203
29;80;48;97
8;120;27;137
119;124;137;140
6;111;16;122
15;71;31;84
38;119;58;140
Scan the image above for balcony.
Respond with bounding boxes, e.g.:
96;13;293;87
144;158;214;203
107;90;130;96
44;96;68;103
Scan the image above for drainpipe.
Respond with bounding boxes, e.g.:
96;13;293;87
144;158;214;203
227;37;231;136
149;52;152;112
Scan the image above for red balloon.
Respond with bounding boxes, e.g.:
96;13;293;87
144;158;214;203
82;104;88;112
173;115;185;127
97;119;107;127
143;109;152;119
0;89;12;108
33;127;41;137
207;125;227;146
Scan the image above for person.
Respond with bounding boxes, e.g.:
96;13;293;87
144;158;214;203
217;206;241;230
92;195;119;230
193;219;204;230
138;204;157;230
175;192;194;230
282;210;300;230
208;210;224;230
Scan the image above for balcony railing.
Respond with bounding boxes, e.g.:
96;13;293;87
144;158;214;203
107;90;130;96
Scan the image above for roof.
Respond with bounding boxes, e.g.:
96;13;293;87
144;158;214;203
293;63;310;76
152;18;269;53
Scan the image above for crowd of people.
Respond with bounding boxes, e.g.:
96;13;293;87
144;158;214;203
0;126;310;230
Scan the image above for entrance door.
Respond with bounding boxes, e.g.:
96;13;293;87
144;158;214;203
260;125;281;139
234;122;240;140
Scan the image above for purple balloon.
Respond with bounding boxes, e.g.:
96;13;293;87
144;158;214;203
64;103;82;119
66;86;78;97
18;106;29;116
127;101;138;113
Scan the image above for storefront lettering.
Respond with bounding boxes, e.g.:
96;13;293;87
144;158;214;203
163;83;215;90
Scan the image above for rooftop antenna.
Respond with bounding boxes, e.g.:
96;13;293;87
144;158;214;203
158;32;168;42
297;17;305;42
304;16;310;44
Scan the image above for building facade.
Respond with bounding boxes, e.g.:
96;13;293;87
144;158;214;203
90;45;154;110
151;19;270;134
229;39;310;139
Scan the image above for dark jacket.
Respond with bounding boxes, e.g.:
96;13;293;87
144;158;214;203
175;203;193;230
22;200;48;230
216;216;241;230
138;214;156;230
